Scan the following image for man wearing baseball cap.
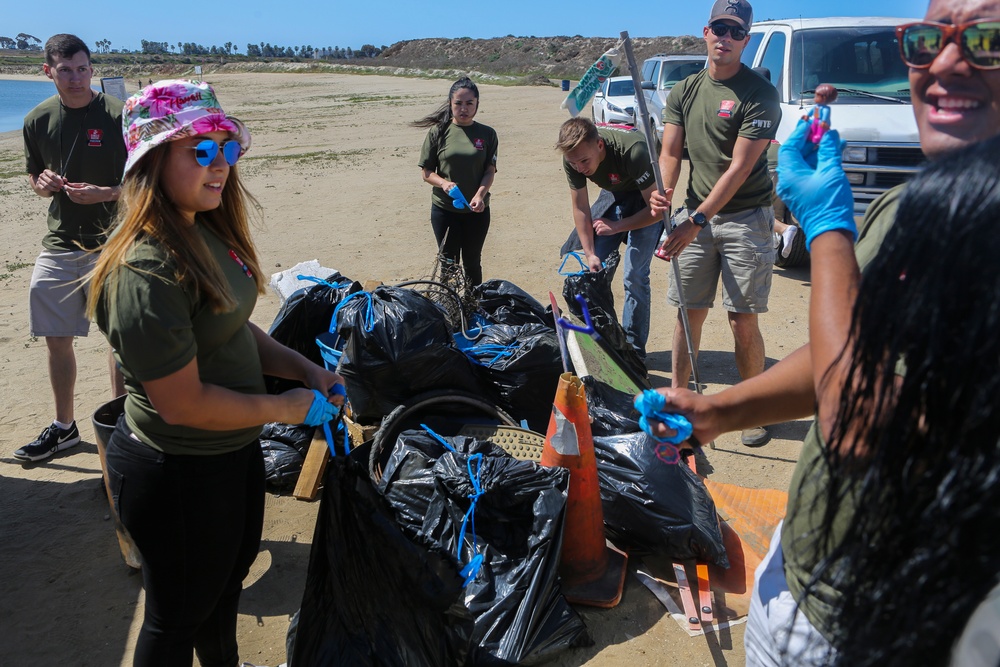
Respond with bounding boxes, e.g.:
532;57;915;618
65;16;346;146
650;0;781;447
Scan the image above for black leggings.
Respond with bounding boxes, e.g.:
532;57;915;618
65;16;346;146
430;204;491;286
105;420;265;667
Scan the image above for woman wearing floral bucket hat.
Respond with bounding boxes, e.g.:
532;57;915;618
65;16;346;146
86;80;346;667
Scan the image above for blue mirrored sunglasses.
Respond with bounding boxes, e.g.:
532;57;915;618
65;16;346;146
190;139;242;167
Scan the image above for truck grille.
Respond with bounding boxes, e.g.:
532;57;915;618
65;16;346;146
843;142;925;213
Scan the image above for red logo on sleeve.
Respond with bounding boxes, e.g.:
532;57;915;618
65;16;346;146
718;100;736;118
87;129;103;146
474;138;484;151
609;173;621;185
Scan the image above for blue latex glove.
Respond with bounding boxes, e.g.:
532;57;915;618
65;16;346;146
303;389;339;426
777;119;857;251
330;382;347;398
448;185;470;210
634;390;693;445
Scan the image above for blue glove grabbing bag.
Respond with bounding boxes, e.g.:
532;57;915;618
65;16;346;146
777;120;857;251
304;389;339;426
633;389;693;446
448;185;470;210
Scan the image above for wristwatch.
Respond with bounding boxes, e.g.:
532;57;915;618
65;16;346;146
690;211;708;228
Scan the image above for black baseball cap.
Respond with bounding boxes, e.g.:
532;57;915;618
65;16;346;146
709;0;753;30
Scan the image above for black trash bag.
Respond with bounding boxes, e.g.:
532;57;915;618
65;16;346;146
581;376;641;437
266;273;360;393
473;280;551;328
561;250;649;385
593;432;728;567
292;448;476;667
261;440;305;494
336;286;492;424
379;430;590;665
261;422;315;455
464;324;563;432
579;377;726;564
558;189;617;257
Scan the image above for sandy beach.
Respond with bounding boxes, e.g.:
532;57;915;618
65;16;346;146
0;71;813;666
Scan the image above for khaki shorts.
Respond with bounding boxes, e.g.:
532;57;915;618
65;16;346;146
666;206;775;313
29;249;97;337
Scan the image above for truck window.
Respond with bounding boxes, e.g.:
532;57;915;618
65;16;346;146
741;32;765;68
789;27;911;103
759;32;787;90
660;62;705;88
642;60;655;83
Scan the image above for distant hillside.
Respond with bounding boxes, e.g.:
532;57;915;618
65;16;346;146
378;35;706;80
0;35;706;84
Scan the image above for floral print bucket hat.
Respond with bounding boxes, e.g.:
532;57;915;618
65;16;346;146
122;79;251;177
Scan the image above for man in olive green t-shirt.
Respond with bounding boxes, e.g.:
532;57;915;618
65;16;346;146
15;34;126;462
650;0;780;448
557;116;662;359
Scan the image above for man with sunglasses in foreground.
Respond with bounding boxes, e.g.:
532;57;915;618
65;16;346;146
649;0;781;447
18;34;126;462
643;0;1000;663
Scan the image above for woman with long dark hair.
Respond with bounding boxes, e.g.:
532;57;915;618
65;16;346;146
88;80;344;666
769;122;1000;666
413;76;498;286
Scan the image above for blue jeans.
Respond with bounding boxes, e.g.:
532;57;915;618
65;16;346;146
593;217;662;358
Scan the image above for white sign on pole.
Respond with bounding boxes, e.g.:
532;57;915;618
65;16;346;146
101;76;128;101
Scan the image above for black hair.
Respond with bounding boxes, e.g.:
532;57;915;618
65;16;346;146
411;76;480;137
807;135;1000;667
44;34;91;66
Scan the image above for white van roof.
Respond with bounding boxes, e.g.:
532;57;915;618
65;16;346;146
751;17;919;30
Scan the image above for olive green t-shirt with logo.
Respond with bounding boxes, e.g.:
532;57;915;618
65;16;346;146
96;223;266;455
563;126;655;194
418;121;499;213
663;66;780;213
23;93;126;250
780;183;906;641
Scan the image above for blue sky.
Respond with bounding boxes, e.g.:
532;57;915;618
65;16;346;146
7;0;925;54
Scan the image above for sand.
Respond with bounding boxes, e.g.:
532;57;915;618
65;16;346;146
0;72;813;666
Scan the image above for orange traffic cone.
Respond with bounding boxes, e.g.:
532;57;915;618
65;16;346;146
541;371;627;608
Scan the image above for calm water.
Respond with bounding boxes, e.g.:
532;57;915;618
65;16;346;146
0;79;58;133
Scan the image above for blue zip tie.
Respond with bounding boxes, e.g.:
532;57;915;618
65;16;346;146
322;419;350;456
419;423;457;453
558;251;606;276
332;290;376;334
296;274;349;290
456;453;485;586
557;295;601;340
418;425;485;586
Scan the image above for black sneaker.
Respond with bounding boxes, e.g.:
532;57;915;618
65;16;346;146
14;423;81;462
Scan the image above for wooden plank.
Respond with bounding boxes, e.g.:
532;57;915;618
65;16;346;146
344;413;377;446
292;427;330;501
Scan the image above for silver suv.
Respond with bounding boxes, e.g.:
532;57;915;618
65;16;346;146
638;54;708;139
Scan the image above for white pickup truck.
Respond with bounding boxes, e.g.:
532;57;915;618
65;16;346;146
739;17;924;262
